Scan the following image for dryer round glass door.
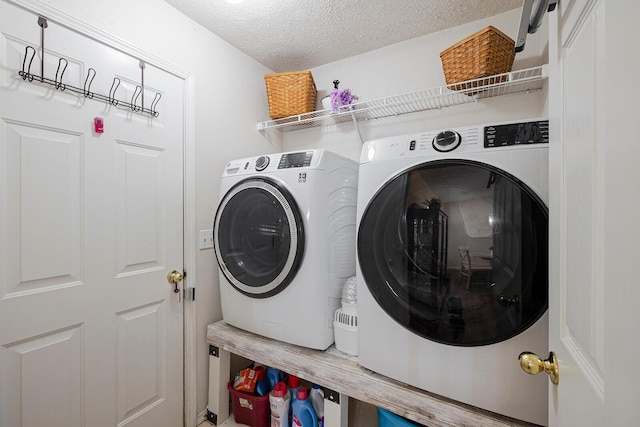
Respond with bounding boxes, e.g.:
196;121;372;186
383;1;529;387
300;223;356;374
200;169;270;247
358;159;548;346
214;177;304;298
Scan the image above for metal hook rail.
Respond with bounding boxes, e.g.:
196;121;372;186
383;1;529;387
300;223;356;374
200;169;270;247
17;16;161;117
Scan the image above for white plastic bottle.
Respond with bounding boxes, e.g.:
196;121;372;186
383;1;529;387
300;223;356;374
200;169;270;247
309;384;324;427
270;381;291;427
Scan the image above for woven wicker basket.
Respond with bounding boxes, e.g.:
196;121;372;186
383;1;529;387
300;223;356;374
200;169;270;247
439;26;515;90
264;71;317;119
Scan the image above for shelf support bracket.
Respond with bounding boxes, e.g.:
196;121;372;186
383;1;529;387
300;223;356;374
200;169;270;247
325;387;349;427
349;109;364;144
207;343;230;425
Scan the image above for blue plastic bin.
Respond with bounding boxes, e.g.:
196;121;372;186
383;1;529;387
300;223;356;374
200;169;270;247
377;407;422;427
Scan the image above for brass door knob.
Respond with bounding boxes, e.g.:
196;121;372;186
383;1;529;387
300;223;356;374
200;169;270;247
519;351;559;385
167;270;184;284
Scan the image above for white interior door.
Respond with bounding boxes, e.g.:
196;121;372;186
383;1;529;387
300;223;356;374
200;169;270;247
0;3;185;427
548;0;640;425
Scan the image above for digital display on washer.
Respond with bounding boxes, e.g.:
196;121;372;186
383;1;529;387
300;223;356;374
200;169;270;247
278;151;314;168
484;120;549;148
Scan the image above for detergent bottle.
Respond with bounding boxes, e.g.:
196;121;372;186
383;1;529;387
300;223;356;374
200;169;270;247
269;381;290;427
286;375;301;425
291;388;318;427
287;375;301;402
309;384;324;427
266;366;286;389
254;366;271;397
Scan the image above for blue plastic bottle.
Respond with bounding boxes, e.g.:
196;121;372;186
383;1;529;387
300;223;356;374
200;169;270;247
291;388;318;427
267;366;286;390
287;375;301;426
253;366;271;397
287;375;301;403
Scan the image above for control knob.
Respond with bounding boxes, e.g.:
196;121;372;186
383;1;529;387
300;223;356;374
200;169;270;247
255;155;270;171
433;130;461;152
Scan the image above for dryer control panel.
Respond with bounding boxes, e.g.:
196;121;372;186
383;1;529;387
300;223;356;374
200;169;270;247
484;120;549;148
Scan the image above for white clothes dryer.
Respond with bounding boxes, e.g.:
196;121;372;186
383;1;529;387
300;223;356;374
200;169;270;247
356;119;549;425
214;150;358;350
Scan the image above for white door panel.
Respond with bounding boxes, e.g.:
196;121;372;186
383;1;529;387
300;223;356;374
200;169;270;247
1;121;83;300
549;0;640;424
0;2;184;427
549;3;604;424
3;325;84;427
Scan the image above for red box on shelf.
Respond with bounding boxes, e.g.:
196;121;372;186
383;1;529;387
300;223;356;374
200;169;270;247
228;382;270;427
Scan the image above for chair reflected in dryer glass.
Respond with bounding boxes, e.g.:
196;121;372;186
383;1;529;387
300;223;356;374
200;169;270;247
458;247;492;290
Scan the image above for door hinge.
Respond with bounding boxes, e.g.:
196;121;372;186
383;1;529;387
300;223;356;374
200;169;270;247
183;287;195;301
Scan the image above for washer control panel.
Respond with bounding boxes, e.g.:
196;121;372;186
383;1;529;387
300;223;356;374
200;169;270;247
484;120;549;148
278;151;314;169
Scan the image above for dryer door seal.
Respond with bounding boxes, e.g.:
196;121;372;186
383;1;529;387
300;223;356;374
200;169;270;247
214;177;305;298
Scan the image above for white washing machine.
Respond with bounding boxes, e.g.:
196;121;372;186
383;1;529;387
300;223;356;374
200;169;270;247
214;149;358;350
356;119;550;425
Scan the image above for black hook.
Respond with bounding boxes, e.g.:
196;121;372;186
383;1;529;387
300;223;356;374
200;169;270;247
55;57;68;90
20;46;36;82
83;68;96;98
150;92;161;117
108;78;121;106
131;85;142;112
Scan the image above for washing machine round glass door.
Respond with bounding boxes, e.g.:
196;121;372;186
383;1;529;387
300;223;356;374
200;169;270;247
358;159;548;346
214;177;304;298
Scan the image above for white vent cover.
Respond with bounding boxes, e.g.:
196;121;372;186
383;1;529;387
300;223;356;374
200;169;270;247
334;308;358;356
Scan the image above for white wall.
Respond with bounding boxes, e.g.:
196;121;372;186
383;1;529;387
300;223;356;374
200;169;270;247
21;0;279;418
283;8;548;161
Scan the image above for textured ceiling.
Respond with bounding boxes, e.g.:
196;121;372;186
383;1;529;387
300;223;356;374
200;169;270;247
165;0;523;73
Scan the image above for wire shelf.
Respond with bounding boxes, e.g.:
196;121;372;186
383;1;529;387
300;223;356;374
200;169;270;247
257;65;547;132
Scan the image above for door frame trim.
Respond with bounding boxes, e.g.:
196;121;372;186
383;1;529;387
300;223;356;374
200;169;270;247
5;1;198;425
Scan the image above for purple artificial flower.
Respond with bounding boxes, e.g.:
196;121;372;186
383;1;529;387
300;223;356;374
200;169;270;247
330;88;358;112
